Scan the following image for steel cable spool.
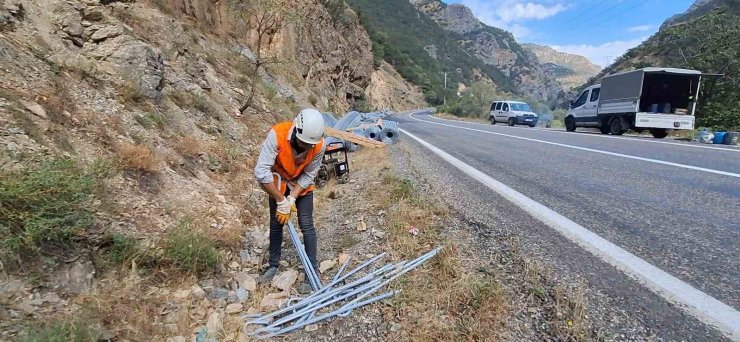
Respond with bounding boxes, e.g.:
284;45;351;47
380;120;399;145
365;126;382;141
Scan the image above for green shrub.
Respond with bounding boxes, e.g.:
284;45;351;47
135;111;167;129
108;233;140;264
0;158;99;256
24;320;99;342
164;218;219;274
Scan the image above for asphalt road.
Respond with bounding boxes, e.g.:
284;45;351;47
395;110;740;340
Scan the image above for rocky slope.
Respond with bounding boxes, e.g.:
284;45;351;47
0;0;420;339
409;0;563;102
523;43;602;91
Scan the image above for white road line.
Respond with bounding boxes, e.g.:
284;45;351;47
409;113;740;178
428;114;740;152
400;128;740;341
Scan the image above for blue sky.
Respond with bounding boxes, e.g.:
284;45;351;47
444;0;695;67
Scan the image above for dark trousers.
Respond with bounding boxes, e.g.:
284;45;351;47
268;191;318;271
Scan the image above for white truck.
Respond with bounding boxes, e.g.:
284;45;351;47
564;67;711;138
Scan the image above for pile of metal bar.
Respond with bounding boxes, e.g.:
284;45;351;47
242;246;442;339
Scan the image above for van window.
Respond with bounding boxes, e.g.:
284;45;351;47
495;102;502;110
590;88;600;102
510;103;532;112
490;102;497;111
502;103;509;112
573;90;589;108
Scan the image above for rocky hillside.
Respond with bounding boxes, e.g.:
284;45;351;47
584;0;740;129
662;0;739;27
523;43;602;91
410;1;562;102
0;0;421;339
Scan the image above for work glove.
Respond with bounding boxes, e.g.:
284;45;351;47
287;196;297;213
276;197;292;224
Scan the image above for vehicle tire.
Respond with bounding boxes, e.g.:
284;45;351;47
528;123;536;127
508;118;515;126
599;123;610;134
490;117;496;125
564;116;576;132
609;117;625;135
650;128;668;139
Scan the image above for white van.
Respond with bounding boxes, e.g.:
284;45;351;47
489;101;539;127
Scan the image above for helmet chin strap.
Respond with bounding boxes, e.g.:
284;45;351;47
290;129;308;153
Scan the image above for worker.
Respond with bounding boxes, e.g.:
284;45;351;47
254;108;326;294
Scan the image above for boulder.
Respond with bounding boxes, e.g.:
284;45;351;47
104;37;165;99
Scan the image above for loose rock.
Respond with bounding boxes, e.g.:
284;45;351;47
20;100;47;119
225;303;243;314
271;269;298;291
235;272;256;292
319;260;337;274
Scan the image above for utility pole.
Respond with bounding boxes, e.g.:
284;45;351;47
443;72;447;106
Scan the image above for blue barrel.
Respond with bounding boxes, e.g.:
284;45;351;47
713;131;726;144
723;132;739;145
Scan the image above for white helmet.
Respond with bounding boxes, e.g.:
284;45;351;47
294;108;325;145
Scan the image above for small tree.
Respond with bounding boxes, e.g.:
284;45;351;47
230;0;288;113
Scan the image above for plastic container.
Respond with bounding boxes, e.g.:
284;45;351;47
713;131;726;144
723;132;739;145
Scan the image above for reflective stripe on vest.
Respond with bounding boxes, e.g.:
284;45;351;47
271;121;324;195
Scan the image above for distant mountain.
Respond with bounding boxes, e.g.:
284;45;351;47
522;44;602;91
345;0;563;105
582;0;740;129
410;0;562;103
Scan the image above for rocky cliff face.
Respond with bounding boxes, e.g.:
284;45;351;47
410;0;563;102
522;44;602;91
0;0;417;339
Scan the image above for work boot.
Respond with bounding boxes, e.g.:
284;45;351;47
296;282;313;295
256;267;278;284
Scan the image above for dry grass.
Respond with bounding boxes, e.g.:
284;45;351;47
118;143;158;172
173;136;203;158
116;83;149;109
353;148;508;340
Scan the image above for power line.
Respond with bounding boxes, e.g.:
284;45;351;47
578;0;652;32
557;0;609;29
554;0;634;36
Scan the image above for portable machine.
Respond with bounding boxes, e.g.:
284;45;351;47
315;142;349;187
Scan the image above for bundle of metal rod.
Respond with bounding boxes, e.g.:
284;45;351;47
243;247;442;338
286;221;322;291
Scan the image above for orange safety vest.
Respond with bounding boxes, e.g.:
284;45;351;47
271;121;324;196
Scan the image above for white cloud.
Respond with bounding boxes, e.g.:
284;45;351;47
550;37;648;67
454;0;567;39
497;2;567;23
627;24;653;32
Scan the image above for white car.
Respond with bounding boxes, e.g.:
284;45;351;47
489;101;539;127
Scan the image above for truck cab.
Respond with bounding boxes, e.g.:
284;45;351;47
564;67;709;138
489;100;539;127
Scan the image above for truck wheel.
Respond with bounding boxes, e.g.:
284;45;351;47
490;117;496;125
609;117;625;135
508;118;515;126
565;116;576;132
599;124;610;134
650;128;668;139
528;123;536;127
